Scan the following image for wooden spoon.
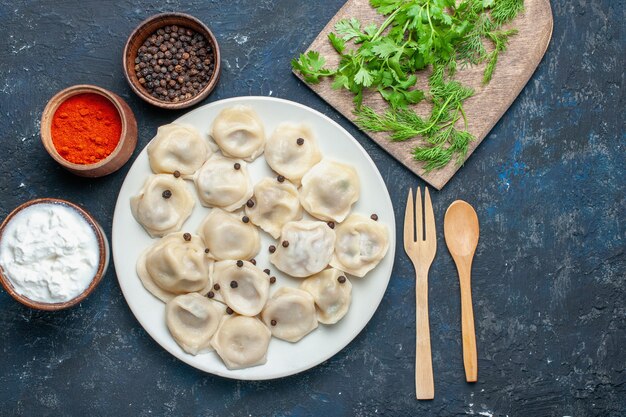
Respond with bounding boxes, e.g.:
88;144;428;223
444;200;479;382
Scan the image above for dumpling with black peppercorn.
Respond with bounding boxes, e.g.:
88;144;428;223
330;214;389;277
270;220;335;278
148;123;210;175
245;177;303;239
261;287;318;342
300;269;352;324
165;293;226;355
211;105;266;161
211;314;271;370
210;260;270;317
299;159;360;223
188;154;253;211
264;122;322;185
198;209;260;261
130;174;195;238
136;232;212;302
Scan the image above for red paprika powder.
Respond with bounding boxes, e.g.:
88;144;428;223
51;93;122;165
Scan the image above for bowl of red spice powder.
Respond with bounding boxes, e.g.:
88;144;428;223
41;84;138;177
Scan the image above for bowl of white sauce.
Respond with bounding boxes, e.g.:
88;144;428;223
0;198;109;310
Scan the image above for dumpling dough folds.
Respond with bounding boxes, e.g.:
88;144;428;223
330;214;389;277
137;232;212;302
264;122;321;184
130;174;195;237
270;221;335;278
190;154;253;211
245;177;302;239
211;105;265;161
148;123;210;175
300;268;352;324
211;260;270;316
166;293;225;355
211;315;271;370
261;287;318;342
198;209;260;261
299;159;360;223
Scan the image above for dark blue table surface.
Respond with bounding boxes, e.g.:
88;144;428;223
0;1;623;416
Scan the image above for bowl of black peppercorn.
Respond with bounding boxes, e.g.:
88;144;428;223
123;12;221;109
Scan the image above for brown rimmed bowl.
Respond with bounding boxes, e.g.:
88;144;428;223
0;198;109;311
123;12;221;109
41;84;138;177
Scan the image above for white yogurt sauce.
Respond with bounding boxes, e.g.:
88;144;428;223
0;203;99;303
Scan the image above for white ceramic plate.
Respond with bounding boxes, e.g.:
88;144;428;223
112;97;395;380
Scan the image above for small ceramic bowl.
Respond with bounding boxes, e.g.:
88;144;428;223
0;198;109;311
123;12;221;109
41;84;138;178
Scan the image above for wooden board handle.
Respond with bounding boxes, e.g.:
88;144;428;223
415;268;434;399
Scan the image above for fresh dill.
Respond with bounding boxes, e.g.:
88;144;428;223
292;0;525;171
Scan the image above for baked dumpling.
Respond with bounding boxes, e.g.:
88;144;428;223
130;174;195;238
261;287;318;342
210;260;270;316
245;177;303;239
211;105;265;161
148;123;210;175
211;314;271;370
270;221;335;278
198;209;260;261
300;269;352;324
136;232;212;302
165;293;225;355
299;159;360;223
264;122;322;184
189;154;253;211
330;214;389;277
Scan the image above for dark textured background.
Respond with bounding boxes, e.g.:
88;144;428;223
0;1;623;416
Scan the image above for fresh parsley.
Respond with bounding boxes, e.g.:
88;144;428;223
292;0;524;171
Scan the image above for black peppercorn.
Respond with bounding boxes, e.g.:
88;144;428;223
162;189;172;199
173;170;181;178
213;283;220;291
236;260;243;267
263;269;270;275
269;276;276;284
246;199;255;208
371;213;379;221
270;319;277;326
242;216;250;223
277;175;285;183
282;240;289;248
296;138;304;146
204;248;210;254
338;276;347;284
207;291;215;298
234;163;241;170
226;307;234;315
230;281;238;289
250;258;256;265
183;233;191;241
134;25;215;103
327;221;335;229
269;245;276;253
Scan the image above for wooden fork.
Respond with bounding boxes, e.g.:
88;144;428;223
404;187;437;400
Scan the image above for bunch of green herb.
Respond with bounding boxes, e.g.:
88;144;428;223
292;0;524;171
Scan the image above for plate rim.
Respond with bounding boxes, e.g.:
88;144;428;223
112;95;396;380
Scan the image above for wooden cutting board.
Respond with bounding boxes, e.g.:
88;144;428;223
294;0;553;189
